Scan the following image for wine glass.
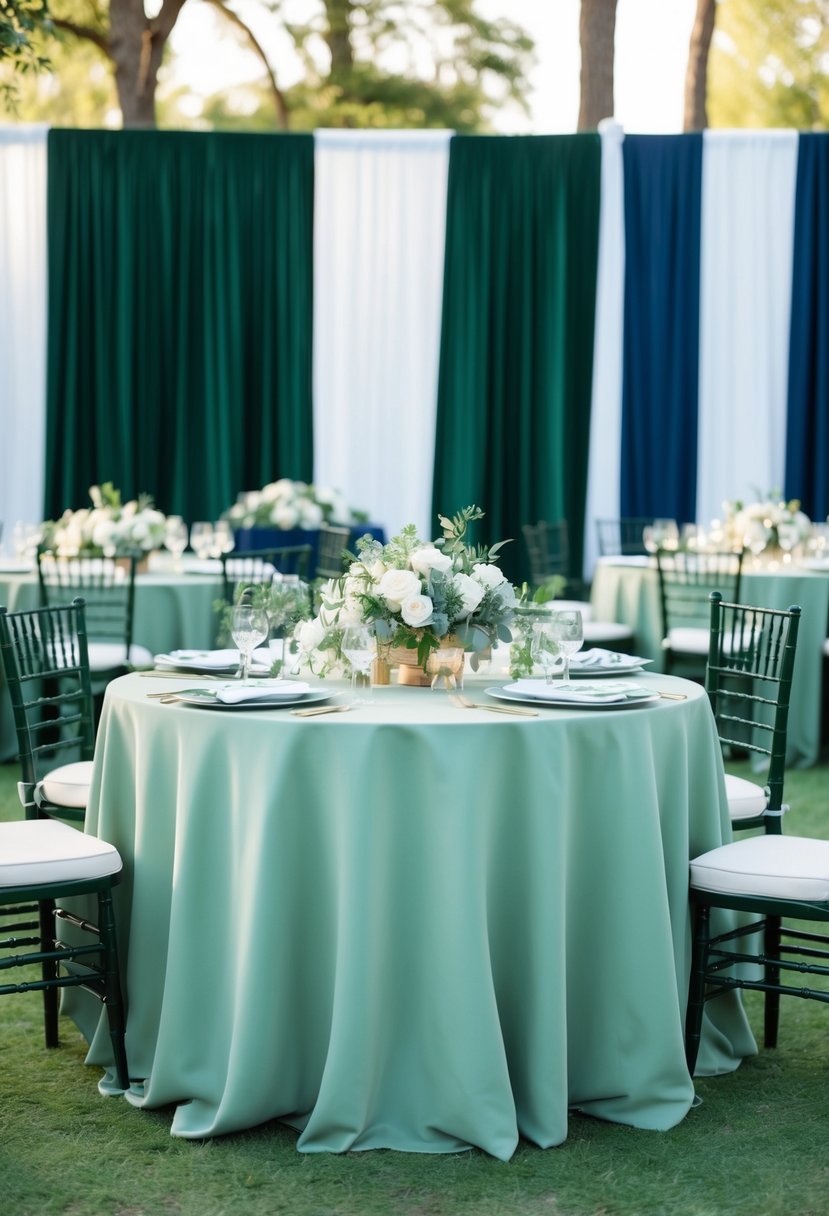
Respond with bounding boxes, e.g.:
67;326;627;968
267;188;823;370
550;609;583;686
190;522;214;560
231;601;269;683
164;516;188;570
213;519;235;557
530;622;561;684
341;623;375;705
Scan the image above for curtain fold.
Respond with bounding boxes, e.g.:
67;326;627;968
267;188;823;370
786;133;829;520
621;135;703;524
696;131;797;526
45;130;314;522
312;129;451;539
431;135;601;585
583;121;625;578
0;125;48;538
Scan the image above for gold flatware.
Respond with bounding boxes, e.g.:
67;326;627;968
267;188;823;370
290;704;351;718
656;692;687;701
139;671;228;681
449;694;538;718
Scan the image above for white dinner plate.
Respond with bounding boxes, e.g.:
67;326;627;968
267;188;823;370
169;687;333;711
153;649;272;676
485;683;661;711
568;663;648;678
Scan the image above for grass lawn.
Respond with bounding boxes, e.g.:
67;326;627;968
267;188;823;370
1;756;828;1216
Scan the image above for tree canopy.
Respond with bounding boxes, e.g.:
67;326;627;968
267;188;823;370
0;0;52;103
708;0;829;128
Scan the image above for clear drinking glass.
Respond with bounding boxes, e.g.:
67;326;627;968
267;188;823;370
550;609;583;686
164;517;188;570
213;519;235;557
341;623;375;705
530;622;562;684
190;522;215;560
231;602;269;683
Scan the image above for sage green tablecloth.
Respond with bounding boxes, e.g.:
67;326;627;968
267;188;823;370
591;558;829;768
71;672;754;1159
0;570;221;760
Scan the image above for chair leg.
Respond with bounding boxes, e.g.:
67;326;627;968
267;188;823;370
764;915;781;1049
97;888;129;1090
38;899;59;1049
685;901;710;1077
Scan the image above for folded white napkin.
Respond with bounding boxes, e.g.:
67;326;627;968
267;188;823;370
214;680;311;705
508;679;650;704
570;648;651;670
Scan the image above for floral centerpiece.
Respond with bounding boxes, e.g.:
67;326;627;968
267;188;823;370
721;492;811;556
40;483;167;557
223;480;367;531
296;506;517;679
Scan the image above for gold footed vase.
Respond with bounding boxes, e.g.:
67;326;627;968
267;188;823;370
385;635;464;687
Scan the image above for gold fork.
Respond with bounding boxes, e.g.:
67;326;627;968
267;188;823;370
449;693;538;718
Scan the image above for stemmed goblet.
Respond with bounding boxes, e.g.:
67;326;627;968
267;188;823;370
190;522;215;560
341;623;375;705
164;516;188;571
550;609;583;687
530;622;561;684
231;599;269;683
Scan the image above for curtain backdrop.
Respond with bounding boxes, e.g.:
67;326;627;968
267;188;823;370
45;130;314;523
696;131;798;526
621;135;703;524
0;125;48;540
786;133;829;520
432;135;601;584
312;129;450;539
583;121;625;578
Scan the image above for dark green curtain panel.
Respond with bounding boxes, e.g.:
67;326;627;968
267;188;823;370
431;135;601;586
45;130;314;522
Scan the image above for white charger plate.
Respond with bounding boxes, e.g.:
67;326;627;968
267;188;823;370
170;687;333;711
486;684;660;711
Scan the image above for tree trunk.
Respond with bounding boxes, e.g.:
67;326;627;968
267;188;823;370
108;0;187;128
323;0;355;76
578;0;617;131
684;0;716;131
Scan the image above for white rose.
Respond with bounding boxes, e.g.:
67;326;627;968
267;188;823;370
400;594;434;627
92;520;119;550
300;502;323;529
369;559;387;580
298;617;325;652
272;503;300;529
452;572;485;618
410;546;453;577
379;567;421;609
472;562;506;589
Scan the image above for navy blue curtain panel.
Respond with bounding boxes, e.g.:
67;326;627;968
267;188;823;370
620;135;703;523
786;134;829;520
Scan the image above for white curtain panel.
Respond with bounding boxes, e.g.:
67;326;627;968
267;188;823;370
0;125;48;548
695;130;798;527
583;120;626;579
312;129;451;541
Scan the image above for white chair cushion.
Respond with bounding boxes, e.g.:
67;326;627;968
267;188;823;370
0;819;121;888
823;637;829;657
87;641;153;670
38;760;94;810
724;772;768;822
583;621;634;644
691;835;829;902
665;626;710;655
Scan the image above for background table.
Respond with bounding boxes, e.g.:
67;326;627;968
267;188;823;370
70;672;754;1159
0;567;221;760
591;557;829;767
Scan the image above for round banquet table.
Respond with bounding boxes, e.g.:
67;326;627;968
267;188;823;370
66;670;755;1159
591;556;829;768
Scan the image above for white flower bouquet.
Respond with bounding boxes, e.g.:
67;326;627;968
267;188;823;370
722;492;811;552
296;506;517;676
223;479;367;532
40;483;167;557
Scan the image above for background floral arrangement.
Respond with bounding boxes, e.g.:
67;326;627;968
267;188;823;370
223;479;367;531
296;506;516;675
40;483;167;556
722;492;812;551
